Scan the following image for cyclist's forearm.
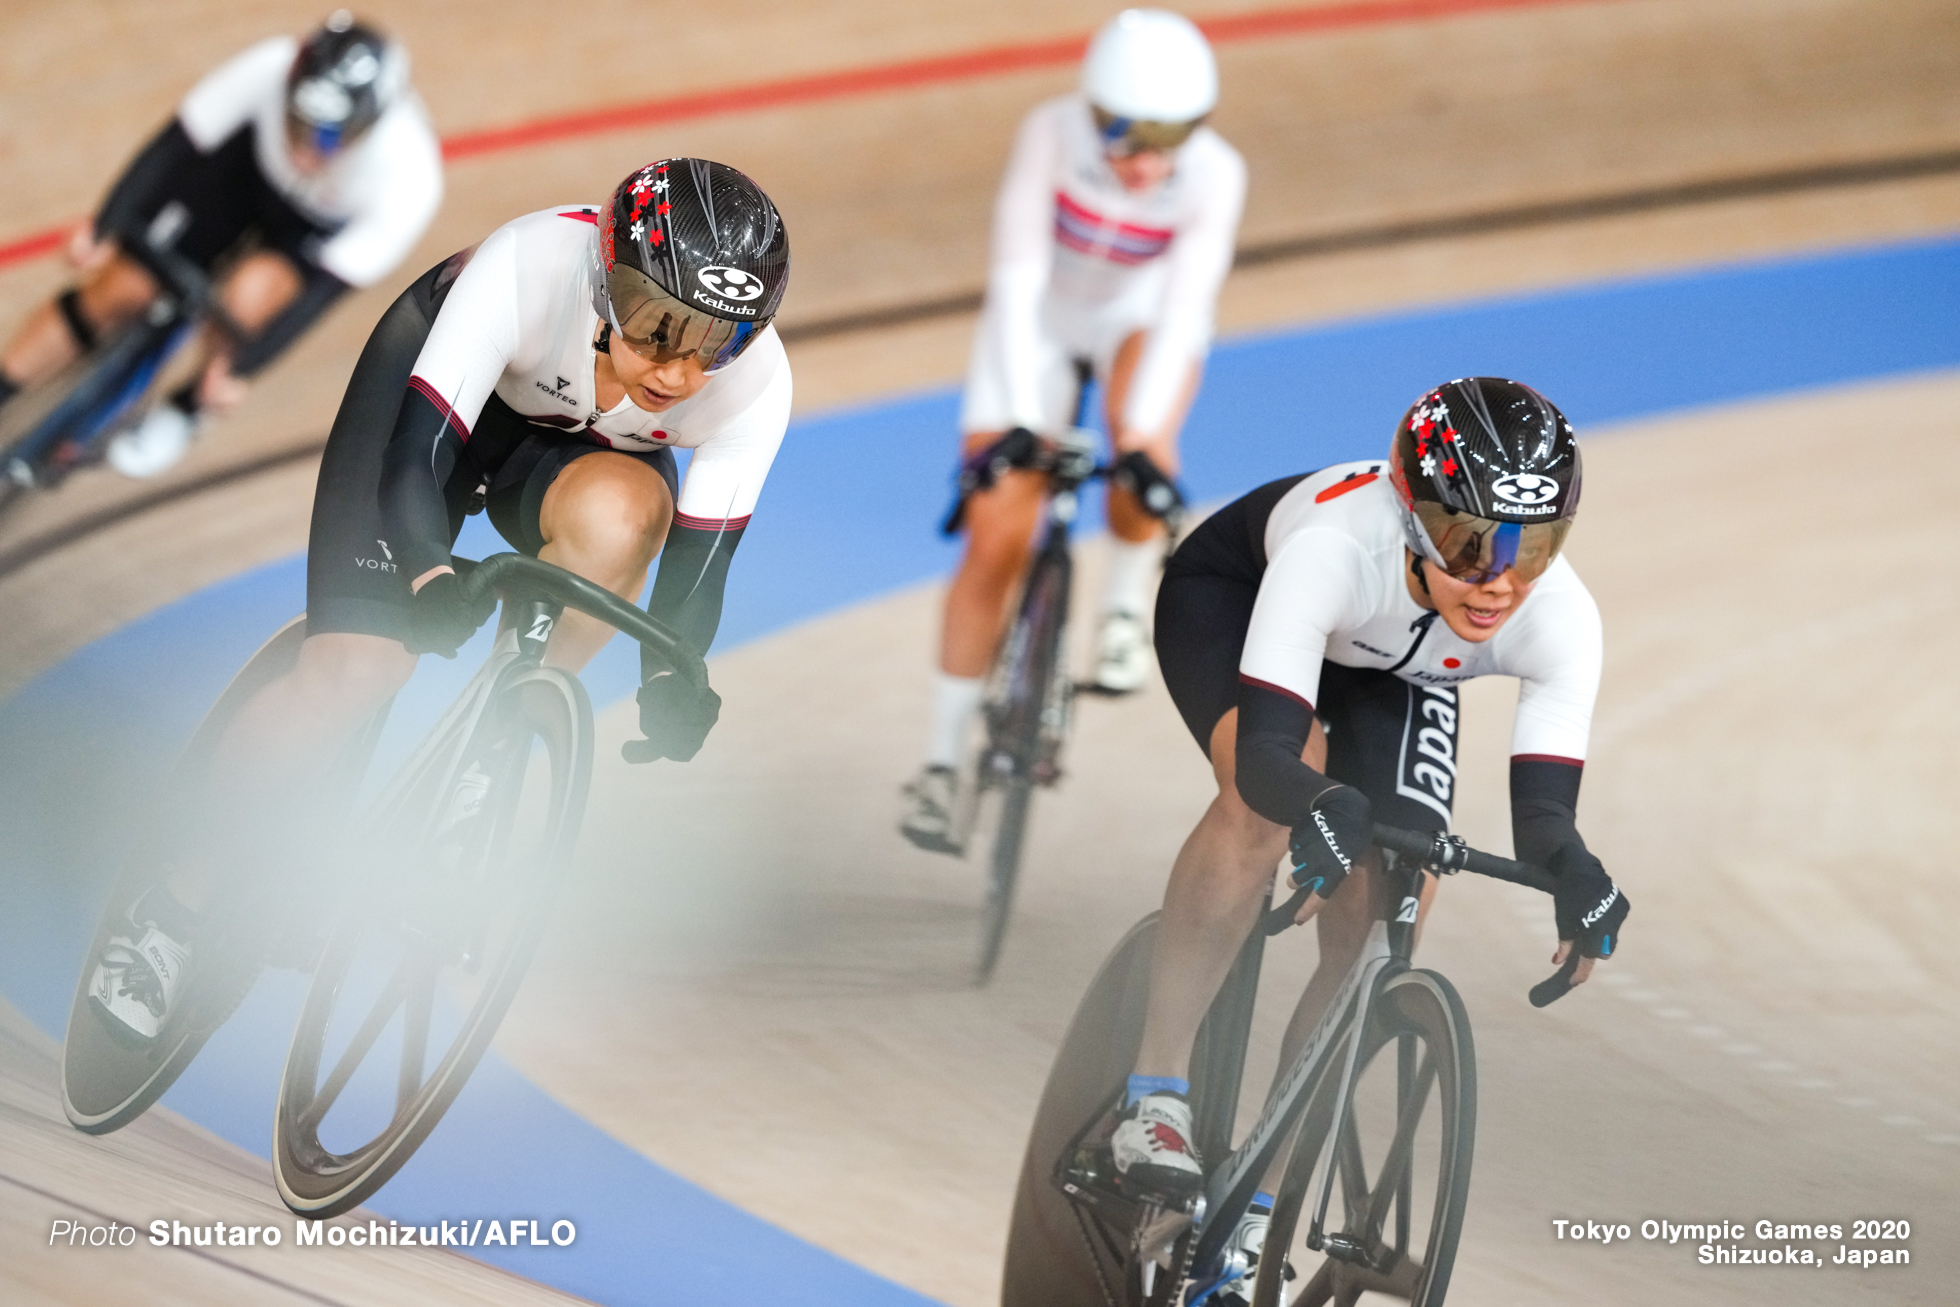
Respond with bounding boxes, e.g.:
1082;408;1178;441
1234;679;1335;827
377;387;466;581
643;519;747;670
1510;757;1587;869
95;121;203;244
230;266;348;377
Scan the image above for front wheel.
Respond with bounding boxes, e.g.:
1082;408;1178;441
272;666;591;1218
1257;968;1476;1307
970;544;1071;984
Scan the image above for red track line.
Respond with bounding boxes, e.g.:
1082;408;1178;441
0;226;67;269
0;0;1614;271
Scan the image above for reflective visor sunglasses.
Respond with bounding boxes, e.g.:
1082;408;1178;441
605;262;765;372
1091;106;1202;156
1411;502;1572;585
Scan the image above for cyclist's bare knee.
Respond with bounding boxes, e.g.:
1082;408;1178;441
76;253;160;328
539;452;672;582
219;251;304;330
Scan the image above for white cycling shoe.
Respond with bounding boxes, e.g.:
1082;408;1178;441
107;404;197;478
899;764;961;854
1088;612;1151;695
1112;1091;1205;1194
1188;1202;1293;1306
88;920;193;1043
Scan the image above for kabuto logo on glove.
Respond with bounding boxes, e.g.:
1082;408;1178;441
1581;885;1621;929
1311;810;1352;870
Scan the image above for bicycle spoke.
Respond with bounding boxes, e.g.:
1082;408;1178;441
299;952;413;1132
1395;1034;1415;1254
1362;1048;1438;1251
396;952;438;1113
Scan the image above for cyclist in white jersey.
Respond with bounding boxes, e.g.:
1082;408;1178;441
0;14;442;476
84;159;790;1043
1106;379;1630;1301
903;9;1247;848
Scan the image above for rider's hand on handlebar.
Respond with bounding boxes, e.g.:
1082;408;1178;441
1287;785;1373;921
1548;844;1629;987
629;671;722;763
402;569;497;658
1108;450;1186;522
67;223;113;272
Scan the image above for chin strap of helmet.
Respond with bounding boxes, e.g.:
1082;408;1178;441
593;321;611;355
1408;549;1432;599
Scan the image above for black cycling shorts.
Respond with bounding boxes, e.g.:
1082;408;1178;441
305;259;678;643
1154;482;1459;832
101;125;330;275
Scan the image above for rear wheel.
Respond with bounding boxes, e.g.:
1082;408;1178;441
1256;968;1476;1307
61;618;313;1135
272;666;591;1218
1003;916;1265;1307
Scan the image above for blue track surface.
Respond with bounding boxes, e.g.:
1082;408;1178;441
3;232;1956;1305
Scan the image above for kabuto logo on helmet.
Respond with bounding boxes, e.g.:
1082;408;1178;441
1491;472;1560;506
697;266;764;303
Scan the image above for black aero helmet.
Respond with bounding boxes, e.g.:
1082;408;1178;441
287;11;405;154
594;158;789;372
1387;377;1582;584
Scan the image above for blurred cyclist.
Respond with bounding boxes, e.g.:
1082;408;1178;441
1111;379;1630;1301
0;11;441;476
901;8;1246;849
86;159;790;1042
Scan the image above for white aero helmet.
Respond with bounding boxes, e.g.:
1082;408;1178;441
1081;9;1217;152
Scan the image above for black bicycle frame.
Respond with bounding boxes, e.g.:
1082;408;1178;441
1182;829;1561;1273
4;219;248;484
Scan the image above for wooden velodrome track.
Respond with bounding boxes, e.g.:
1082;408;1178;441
3;1;1959;1303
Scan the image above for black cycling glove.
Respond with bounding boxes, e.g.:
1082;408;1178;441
1109;450;1186;522
630;671;722;763
1550;844;1629;958
1288;785;1372;899
402;571;497;658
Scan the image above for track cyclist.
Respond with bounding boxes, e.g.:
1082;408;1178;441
0;11;441;477
901;8;1246;847
84;158;791;1043
1111;378;1630;1302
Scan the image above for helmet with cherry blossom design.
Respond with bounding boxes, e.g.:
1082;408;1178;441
593;158;790;372
1387;377;1582;584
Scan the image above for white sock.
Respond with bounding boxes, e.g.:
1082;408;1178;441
926;672;984;769
1102;537;1163;619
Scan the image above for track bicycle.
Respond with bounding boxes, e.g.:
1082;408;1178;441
928;362;1184;984
62;553;706;1220
0;203;242;520
1003;825;1582;1307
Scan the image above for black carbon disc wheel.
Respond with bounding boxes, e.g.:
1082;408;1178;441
60;617;312;1135
272;667;590;1219
1002;914;1159;1307
1258;968;1477;1307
